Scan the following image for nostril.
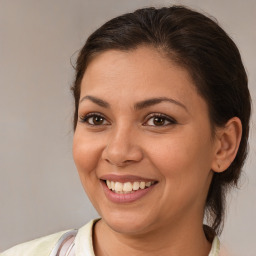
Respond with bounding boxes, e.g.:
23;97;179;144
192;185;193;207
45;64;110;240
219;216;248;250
104;158;132;167
102;140;144;167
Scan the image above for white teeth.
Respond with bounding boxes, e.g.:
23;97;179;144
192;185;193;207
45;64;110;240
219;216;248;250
145;182;151;187
106;180;111;189
139;181;146;189
115;182;123;192
105;180;155;193
133;181;140;191
123;182;133;192
111;181;115;190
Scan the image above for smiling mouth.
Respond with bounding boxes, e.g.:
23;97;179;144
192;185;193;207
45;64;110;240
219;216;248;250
104;180;157;194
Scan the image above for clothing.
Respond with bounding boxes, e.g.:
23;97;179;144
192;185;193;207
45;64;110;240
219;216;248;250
0;219;228;256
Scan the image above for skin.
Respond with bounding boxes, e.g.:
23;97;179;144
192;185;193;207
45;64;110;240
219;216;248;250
72;46;242;256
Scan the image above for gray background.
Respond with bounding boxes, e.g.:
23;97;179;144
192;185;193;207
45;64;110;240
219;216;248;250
0;0;255;255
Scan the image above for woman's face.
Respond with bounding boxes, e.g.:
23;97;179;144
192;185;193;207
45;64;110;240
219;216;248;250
73;46;218;234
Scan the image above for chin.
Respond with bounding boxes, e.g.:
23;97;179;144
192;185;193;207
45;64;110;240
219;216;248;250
105;217;149;235
99;208;158;235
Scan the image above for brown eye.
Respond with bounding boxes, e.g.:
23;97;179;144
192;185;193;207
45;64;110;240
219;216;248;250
154;117;166;126
92;116;104;125
145;114;176;127
80;113;109;126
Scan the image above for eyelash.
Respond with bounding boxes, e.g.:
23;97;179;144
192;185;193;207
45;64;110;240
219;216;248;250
79;112;177;127
79;112;109;126
144;113;177;127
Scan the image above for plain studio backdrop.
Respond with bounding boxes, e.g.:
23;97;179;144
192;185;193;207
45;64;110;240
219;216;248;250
0;0;255;255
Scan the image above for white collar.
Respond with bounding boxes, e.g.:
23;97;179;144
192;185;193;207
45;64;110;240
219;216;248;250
75;219;221;256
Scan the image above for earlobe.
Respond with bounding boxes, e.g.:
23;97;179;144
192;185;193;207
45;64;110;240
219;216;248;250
212;117;242;173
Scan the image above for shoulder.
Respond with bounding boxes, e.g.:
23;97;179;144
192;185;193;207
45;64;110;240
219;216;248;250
0;219;99;256
0;230;70;256
74;219;100;256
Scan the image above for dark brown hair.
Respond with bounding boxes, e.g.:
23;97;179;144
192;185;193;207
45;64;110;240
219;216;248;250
71;5;251;234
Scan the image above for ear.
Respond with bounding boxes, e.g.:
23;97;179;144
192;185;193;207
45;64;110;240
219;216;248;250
211;117;242;173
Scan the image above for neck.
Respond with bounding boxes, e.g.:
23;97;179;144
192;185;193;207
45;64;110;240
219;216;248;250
93;217;211;256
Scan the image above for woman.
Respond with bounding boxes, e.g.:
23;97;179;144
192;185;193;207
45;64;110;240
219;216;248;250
1;5;251;256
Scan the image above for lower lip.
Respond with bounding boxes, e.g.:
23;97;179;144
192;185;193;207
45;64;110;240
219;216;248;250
100;180;156;203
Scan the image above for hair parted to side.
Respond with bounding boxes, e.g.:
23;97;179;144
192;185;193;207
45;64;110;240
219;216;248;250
71;5;251;234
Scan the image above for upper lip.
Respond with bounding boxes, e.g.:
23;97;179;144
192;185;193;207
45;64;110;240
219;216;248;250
99;174;158;183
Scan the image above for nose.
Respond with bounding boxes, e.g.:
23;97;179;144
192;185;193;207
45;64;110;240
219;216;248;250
102;125;143;167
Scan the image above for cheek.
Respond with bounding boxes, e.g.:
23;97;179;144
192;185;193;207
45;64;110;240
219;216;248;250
72;129;106;208
72;130;102;181
146;133;213;216
147;131;213;189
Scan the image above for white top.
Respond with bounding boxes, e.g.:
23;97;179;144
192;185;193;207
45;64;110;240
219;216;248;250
1;219;230;256
75;219;228;256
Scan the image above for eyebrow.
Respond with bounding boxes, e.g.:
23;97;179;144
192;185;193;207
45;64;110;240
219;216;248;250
134;97;188;112
79;95;187;112
79;95;110;108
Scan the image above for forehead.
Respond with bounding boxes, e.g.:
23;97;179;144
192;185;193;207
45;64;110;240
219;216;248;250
82;47;193;92
80;46;207;113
